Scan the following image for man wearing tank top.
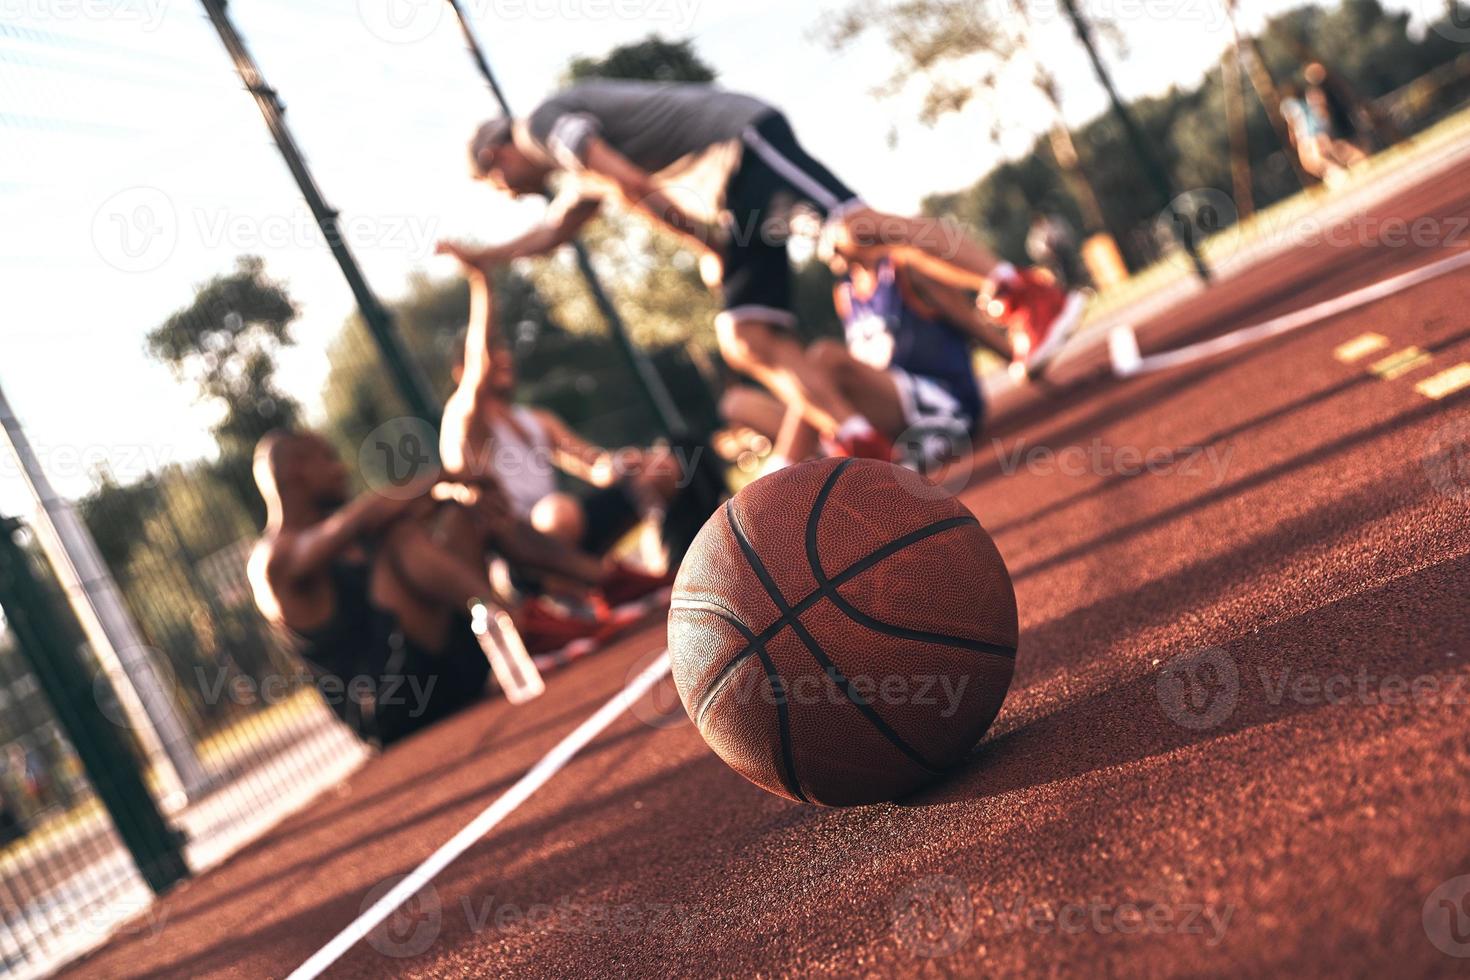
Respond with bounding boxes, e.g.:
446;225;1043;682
438;244;681;607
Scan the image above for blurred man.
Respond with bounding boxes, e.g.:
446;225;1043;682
444;80;1083;459
248;431;607;742
437;243;683;605
722;241;1000;469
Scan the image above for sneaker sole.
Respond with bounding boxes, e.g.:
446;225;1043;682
1027;291;1088;376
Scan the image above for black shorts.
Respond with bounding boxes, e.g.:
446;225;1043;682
578;480;642;556
720;112;861;327
370;617;491;746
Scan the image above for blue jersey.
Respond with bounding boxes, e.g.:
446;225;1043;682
838;260;983;422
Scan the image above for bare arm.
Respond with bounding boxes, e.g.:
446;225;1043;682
532;409;626;488
897;262;1013;360
459;268;498;395
449;197;603;268
581;139;723;257
277;489;429;585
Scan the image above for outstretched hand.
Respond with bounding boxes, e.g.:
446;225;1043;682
434;240;503;277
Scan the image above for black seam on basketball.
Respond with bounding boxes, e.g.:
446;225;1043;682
684;606;762;729
807;463;1016;658
725;496;942;777
670;595;748;624
751;644;809;803
688;509;1001;723
677;603;808;802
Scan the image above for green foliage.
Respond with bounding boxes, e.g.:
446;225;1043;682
566;35;716;86
922;0;1468;267
821;0;1015;126
147;256;302;455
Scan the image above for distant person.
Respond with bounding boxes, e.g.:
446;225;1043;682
435;242;693;604
720;239;1007;471
1282;80;1366;186
1304;62;1370;151
444;80;1083;461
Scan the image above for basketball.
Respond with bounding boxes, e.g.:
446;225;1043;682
668;458;1018;806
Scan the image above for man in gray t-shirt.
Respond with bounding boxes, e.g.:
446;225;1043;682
446;80;1084;459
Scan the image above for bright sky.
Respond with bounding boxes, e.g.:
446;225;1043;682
0;0;1436;513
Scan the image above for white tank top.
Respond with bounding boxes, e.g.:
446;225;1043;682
490;406;557;518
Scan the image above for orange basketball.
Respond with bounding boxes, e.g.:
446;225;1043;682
668;458;1017;806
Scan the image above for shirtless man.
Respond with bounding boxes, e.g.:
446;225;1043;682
247;431;508;744
443;80;1083;461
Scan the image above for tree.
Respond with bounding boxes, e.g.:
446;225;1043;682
147;256;301;456
146;255;301;521
566;35;715;86
820;0;1111;238
921;0;1467;270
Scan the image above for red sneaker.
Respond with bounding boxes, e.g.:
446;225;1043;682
831;426;895;462
599;562;676;609
514;596;605;655
984;269;1086;378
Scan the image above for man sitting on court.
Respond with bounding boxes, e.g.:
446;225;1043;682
445;79;1082;460
248;430;612;744
437;243;681;606
721;240;998;471
249;432;495;744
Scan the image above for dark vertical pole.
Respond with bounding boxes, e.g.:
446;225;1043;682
1058;0;1211;282
197;0;439;424
445;0;687;435
0;517;189;894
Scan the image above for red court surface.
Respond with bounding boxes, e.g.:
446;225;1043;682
67;170;1470;977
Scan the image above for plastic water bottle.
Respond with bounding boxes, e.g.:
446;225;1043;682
469;600;545;704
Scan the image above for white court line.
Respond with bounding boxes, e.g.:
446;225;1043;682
289;650;673;980
1108;249;1470;378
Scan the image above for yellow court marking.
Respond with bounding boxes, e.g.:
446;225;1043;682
1415;363;1470;400
1370;346;1433;380
1333;332;1390;363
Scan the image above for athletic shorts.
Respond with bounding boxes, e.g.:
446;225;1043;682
371;617;492;746
890;367;984;435
720;112;862;328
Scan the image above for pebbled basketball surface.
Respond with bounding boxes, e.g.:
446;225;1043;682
668;458;1018;806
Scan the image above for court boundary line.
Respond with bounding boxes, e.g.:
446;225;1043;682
288;650;673;980
1108;249;1470;377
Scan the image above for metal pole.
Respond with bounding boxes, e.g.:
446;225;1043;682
445;0;687;435
0;516;191;894
0;382;208;808
1058;0;1212;283
197;0;439;424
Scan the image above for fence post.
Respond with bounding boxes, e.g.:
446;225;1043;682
0;516;190;894
0;380;210;807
